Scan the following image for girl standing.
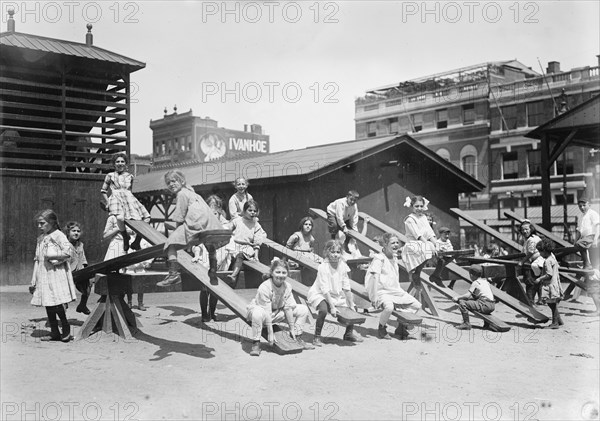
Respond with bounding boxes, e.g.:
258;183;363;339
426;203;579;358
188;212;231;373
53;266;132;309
30;210;77;342
227;200;267;285
64;221;90;315
536;238;564;328
246;258;314;356
193;194;232;321
100;153;150;251
307;240;362;346
401;196;437;303
228;177;253;220
518;220;543;305
366;233;422;339
157;170;224;287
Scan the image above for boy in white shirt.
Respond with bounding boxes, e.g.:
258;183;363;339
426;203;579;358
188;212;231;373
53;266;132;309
452;264;495;330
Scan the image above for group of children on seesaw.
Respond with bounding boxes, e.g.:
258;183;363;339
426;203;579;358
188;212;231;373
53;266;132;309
28;153;571;348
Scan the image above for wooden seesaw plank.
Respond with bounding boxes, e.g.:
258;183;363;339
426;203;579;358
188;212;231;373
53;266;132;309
242;259;366;325
448;208;550;323
353;211;514;331
73;244;164;283
125;220;303;354
262;238;422;326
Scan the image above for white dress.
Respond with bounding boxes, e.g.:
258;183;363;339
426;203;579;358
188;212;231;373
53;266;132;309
402;213;436;272
307;260;351;310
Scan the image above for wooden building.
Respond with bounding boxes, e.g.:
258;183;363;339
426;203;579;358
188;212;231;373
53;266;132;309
0;11;145;284
133;134;484;260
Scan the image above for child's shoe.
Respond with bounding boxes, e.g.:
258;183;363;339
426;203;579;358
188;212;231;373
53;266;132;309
455;322;471;330
547;323;560;329
136;303;147;311
378;325;391;340
250;342;261;356
60;325;73;342
297;337;315;350
76;304;91;315
312;336;323;347
394;324;410;339
157;261;181;287
41;325;61;342
201;314;211;322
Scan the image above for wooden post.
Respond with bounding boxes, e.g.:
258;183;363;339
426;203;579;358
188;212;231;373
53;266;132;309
540;133;552;230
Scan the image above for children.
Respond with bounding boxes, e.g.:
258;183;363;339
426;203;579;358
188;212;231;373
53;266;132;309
193;194;232;321
228;177;253;220
64;221;90;315
157;170;224;287
518;220;543;305
307;240;362;346
326;190;360;254
30;210;77;342
246;258;314;356
452;264;495;330
366;233;421;339
535;238;564;328
100;153;151;251
430;226;453;286
227;200;267;286
401;196;437;302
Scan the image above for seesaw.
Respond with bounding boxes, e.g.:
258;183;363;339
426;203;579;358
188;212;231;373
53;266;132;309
241;258;366;325
74;221;303;354
312;209;512;332
262;238;422;329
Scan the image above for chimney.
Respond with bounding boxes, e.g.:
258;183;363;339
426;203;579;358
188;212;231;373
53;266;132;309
244;124;248;132
250;124;262;134
546;61;561;74
85;24;93;46
7;8;15;33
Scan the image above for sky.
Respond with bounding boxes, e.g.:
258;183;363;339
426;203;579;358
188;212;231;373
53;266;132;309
2;1;599;156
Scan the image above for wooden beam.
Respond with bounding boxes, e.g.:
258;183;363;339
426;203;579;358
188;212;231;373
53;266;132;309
548;129;578;165
540;133;552;229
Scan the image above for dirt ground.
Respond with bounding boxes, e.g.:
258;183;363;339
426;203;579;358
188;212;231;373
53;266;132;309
1;282;599;421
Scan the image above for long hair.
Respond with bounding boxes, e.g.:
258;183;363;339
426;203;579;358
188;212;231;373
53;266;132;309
35;209;60;231
298;216;314;232
164;170;194;192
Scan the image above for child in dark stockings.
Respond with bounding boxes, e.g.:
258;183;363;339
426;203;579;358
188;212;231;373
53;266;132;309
30;210;77;342
64;221;90;315
536;238;564;329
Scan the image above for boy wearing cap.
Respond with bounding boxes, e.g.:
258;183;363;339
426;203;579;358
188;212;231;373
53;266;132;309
326;190;360;253
429;227;453;286
452;264;496;330
575;196;599;270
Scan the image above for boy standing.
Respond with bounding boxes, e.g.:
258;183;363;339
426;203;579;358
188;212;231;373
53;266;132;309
452;264;495;330
575;196;599;270
326;190;360;252
430;226;453;286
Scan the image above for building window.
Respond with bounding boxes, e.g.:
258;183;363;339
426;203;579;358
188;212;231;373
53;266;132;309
501;105;518;130
527;150;541;177
555;194;574;205
389;118;399;134
161;142;165;154
528;196;542;206
463;103;475;124
527;100;545;127
436;148;451;161
556;150;575;175
502;151;519;179
412;114;423;132
436;109;448;129
462;155;477;178
367;121;377;137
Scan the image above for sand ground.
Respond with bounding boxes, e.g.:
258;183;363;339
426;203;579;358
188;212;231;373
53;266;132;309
1;282;599;421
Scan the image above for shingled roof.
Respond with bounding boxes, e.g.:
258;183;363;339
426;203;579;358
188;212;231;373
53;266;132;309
133;134;485;195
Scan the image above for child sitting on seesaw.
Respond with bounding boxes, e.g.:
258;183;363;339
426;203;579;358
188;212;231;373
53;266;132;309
307;240;363;346
452;264;496;330
366;233;422;340
246;258;314;356
157;170;224;287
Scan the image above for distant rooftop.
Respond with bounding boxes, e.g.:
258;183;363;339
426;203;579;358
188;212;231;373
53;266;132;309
0;9;145;71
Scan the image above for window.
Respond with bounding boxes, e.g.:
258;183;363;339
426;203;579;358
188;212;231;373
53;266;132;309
463;103;475;124
556;150;575;175
527;101;545;126
528;196;543;206
555;194;574;205
436;109;448;129
389;118;399;134
502;151;519;179
527;150;541;177
501;105;517;130
161;142;165;154
436;148;451;161
412;114;423;132
462;155;477;178
367;121;377;137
